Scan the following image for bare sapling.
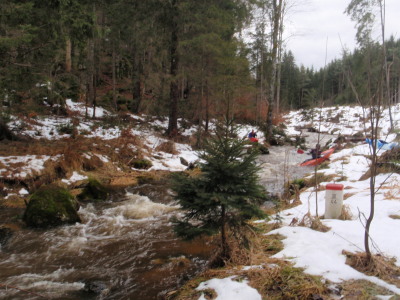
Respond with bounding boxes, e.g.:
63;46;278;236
345;0;395;261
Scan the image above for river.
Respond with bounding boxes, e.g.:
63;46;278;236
0;189;213;300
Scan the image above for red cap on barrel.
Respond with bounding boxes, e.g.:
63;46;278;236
326;183;344;191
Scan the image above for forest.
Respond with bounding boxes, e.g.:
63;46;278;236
1;1;400;299
1;0;400;137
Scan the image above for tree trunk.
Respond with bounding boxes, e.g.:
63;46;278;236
275;2;285;115
86;37;95;119
196;82;204;148
398;78;400;103
167;1;179;137
112;44;118;111
65;37;72;73
266;0;283;141
205;81;210;132
220;205;228;260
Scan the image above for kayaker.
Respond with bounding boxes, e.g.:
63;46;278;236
248;130;258;142
248;130;257;138
310;144;321;159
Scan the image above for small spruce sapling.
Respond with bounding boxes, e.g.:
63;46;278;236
170;120;267;261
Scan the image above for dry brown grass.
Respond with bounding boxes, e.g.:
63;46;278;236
303;173;337;189
383;188;400;201
248;264;329;300
155;141;178;154
343;250;400;288
0;194;26;208
389;214;400;220
178;260;329;300
0;135;150;193
339;204;354;220
299;212;331;232
344;192;356;200
339;279;397;299
168;260;330;300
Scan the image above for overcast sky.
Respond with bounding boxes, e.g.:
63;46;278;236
284;0;400;69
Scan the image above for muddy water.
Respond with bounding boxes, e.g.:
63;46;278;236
257;145;310;195
256;131;337;196
0;191;213;300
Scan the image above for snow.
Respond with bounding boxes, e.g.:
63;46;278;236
0;155;60;179
2;99;400;298
199;104;400;299
66;98;109;118
196;276;261;300
61;172;88;185
19;188;29;195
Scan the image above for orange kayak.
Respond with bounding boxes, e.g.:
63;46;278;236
300;148;335;166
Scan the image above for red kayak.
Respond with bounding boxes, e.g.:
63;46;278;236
300;148;335;166
249;137;259;143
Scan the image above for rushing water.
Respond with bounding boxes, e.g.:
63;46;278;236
0;190;213;300
0;134;336;299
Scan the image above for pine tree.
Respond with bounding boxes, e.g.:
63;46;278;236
171;121;267;261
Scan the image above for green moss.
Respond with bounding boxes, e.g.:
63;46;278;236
77;177;109;202
291;178;306;190
57;122;74;135
131;159;153;170
23;185;81;228
137;174;156;184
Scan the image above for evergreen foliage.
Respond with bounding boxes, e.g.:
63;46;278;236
1;1;400;124
171;121;267;259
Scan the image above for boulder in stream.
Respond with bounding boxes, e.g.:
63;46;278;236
23;185;81;228
77;177;110;202
0;227;13;247
82;280;110;296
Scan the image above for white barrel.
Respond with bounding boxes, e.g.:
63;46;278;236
325;183;344;219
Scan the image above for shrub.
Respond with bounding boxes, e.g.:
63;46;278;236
57;122;74;135
131;159;153;170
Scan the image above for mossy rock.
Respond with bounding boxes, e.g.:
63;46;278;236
258;144;270;154
247;143;270;155
131;159;153;170
0;227;14;247
77;177;109;202
23;185;81;228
